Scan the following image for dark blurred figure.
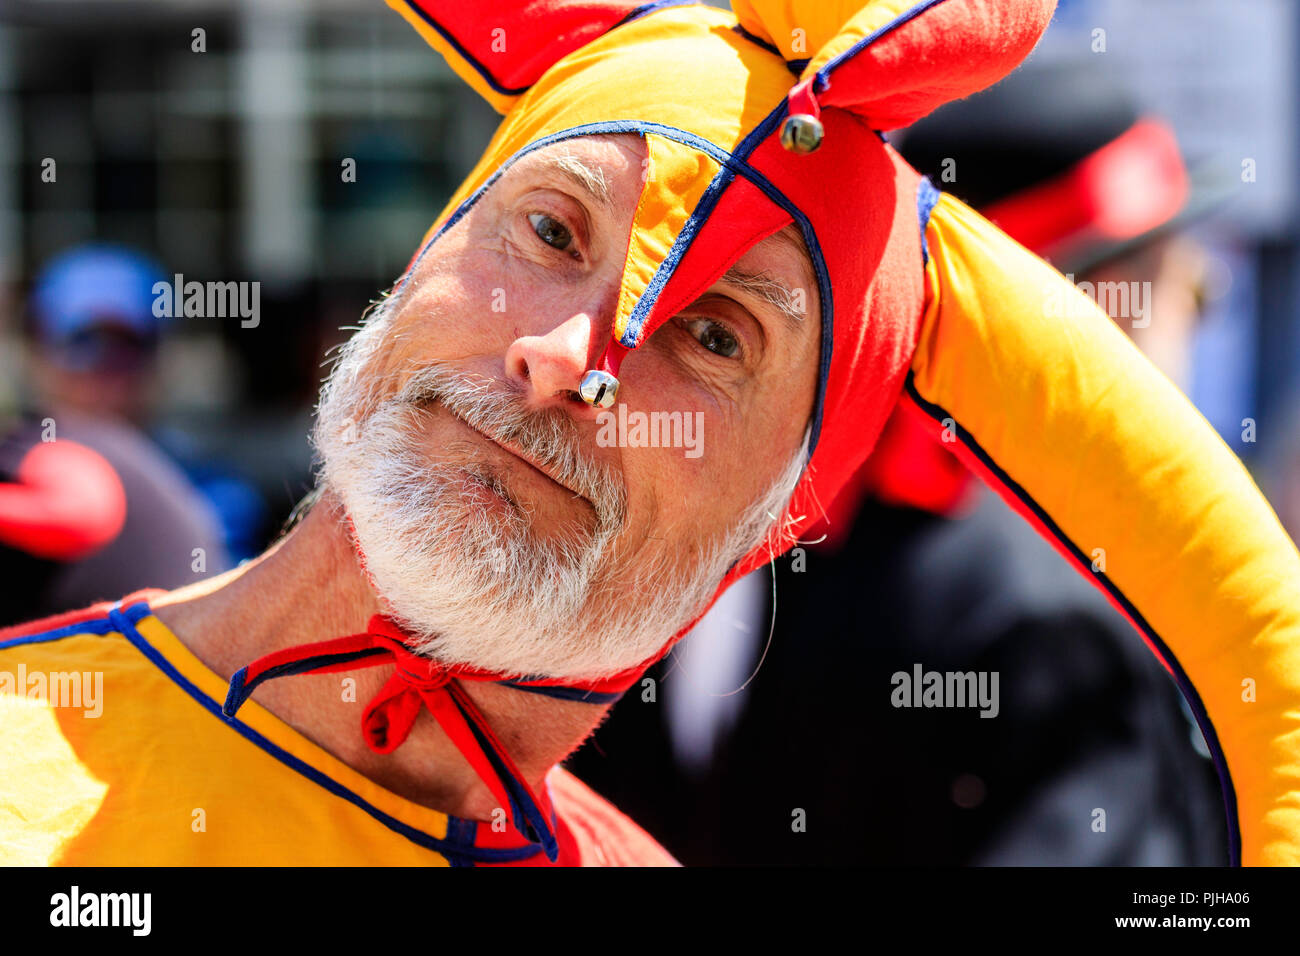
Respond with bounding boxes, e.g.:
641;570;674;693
568;63;1230;865
0;244;229;624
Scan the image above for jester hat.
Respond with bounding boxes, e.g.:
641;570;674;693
229;0;1300;864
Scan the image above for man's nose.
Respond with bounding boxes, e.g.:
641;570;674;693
505;293;618;413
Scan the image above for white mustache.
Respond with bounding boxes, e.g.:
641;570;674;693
395;363;627;534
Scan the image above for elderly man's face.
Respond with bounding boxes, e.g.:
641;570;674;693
316;134;820;678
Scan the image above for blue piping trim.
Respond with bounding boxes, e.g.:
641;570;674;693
612;0;697;30
443;816;477;867
503;682;624;704
222;647;390;718
728;24;803;75
812;0;956;89
457;699;560;861
224;666;249;714
902;373;1243;867
0;601;152;651
106;603;543;865
398;0;527;97
222;638;616;711
730;22;781;57
916;177;940;266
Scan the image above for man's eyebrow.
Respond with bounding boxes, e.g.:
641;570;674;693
717;264;809;330
536;153;615;211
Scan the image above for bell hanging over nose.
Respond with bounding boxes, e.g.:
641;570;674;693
780;114;824;154
579;369;619;408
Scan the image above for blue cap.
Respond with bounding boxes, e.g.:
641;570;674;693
31;243;169;344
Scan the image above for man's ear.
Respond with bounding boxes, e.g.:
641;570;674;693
387;0;653;114
733;0;1057;130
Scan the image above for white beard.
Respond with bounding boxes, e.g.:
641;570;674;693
312;294;808;680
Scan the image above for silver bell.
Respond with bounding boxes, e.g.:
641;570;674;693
579;369;619;408
780;114;824;154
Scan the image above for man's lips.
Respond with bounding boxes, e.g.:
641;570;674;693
434;401;590;504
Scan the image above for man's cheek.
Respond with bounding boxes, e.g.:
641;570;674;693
399;296;505;365
646;452;717;537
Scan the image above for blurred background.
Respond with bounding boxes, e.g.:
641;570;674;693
0;0;1297;864
0;0;502;586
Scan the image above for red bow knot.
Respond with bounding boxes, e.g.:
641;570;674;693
361;635;456;753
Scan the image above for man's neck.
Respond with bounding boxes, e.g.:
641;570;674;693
151;492;599;826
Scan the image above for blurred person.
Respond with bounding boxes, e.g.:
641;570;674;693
0;243;229;624
570;60;1234;865
27;245;165;425
2;0;1298;870
31;241;266;562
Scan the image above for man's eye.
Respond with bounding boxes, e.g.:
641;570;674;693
528;212;575;253
684;317;740;358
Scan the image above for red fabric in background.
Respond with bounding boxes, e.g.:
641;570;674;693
0;440;126;561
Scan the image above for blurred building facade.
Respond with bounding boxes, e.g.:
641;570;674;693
0;0;499;540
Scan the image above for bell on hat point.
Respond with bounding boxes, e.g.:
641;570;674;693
781;114;824;154
579;369;619;408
